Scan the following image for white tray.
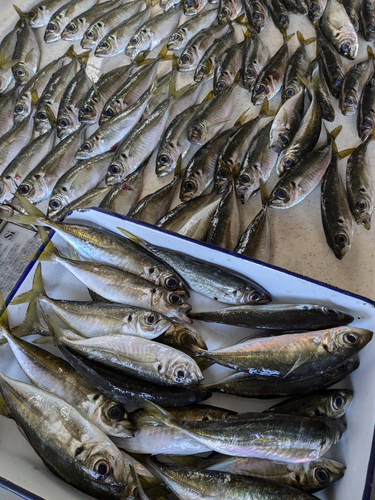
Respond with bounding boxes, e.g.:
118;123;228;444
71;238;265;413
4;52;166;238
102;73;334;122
0;207;375;500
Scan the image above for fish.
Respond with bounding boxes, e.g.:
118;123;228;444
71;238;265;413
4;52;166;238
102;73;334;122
265;389;353;419
60;345;212;408
99;59;160;125
180;127;236;201
46;316;202;387
265;0;289;32
320;0;358;59
195;27;236;82
106;96;173;184
0;87;19;136
204;359;359;398
48;152;113;220
236;121;278;203
100;163;146;216
0;129;55;204
125;8;181;60
44;0;97;43
0;372;137;499
17;126;85;204
204;456;346;493
218;0;243;22
340;49;374;116
94;7;151;57
76;90;153;159
157;323;208;362
53;187;112;221
0;26;20;93
346;139;374;229
316;26;345;99
142;402;345;462
243;0;269;32
12;8;40;85
269;90;304;153
118;229;272;305
269;127;340;209
0;324;133;438
14;46;75;125
252;35;292;105
81;1;144;50
276;68;322;177
0;112;35;175
61;0;122;42
78;63;133;124
167;78;208;126
156;192;223;240
361;0;375;41
184;0;209;15
207;182;241;251
235;184;270;262
57;63;92;139
161;0;181;11
188;85;236;145
308;59;335;122
358;70;375;140
214;39;245;94
321;153;354;259
283;0;308;13
190;303;353;329
115;405;236;455
242;29;270;91
178;23;230;72
306;0;327;22
342;0;360;32
149;460;322;498
127;175;180;224
167;8;218;52
26;0;73;27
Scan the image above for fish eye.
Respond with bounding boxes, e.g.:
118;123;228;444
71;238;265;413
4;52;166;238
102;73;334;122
198;66;206;74
363;118;372;128
158;154;170;166
311;1;318;9
82;143;91;151
47;23;56;31
341;43;350;53
284;158;292;167
145;314;156;324
100;41;109;49
107;404;125;420
169;293;182;305
216;82;226;91
94;460;110;476
174;368;186;382
181;54;190;64
109;165;121;175
190;126;201;136
18;185;30;195
368;23;375;32
276;188;287;199
15;104;24;113
256;85;265;94
246;69;254;78
332;395;344;410
87;31;94;38
130;37;138;46
343;332;359;345
285;88;294;96
49;199;61;209
165;276;178;289
357;200;367;212
221;6;230;15
324;307;339;315
334;77;342;86
240;174;250;184
148;267;155;274
253;12;260;19
218;169;228;179
66;23;75;31
38;112;47;120
280;14;287;22
28;10;36;18
187;0;194;6
59;119;69;127
249;291;262;302
184;180;195;191
105;108;114;117
345;97;354;105
280;135;289;145
314;468;329;484
335;233;348;247
17;69;25;76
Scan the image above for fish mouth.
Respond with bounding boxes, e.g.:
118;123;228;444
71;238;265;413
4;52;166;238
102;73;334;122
44;32;61;44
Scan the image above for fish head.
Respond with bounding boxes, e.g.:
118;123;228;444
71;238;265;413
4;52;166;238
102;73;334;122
341;88;358;115
188;121;207;145
0;69;13;94
195;59;211;82
140;263;189;299
165;352;203;386
328;326;373;355
95;34;117;57
12;62;33;86
34;107;52;134
337;34;358;60
61;18;85;41
330;226;352;259
57;112;80;140
47;192;70;219
167;29;185;51
81;24;103;50
218;0;241;22
320;389;353;418
106;160;127;185
156;144;181;176
352;190;373;229
180;173;203;201
236;285;272;305
27;4;50;28
235;167;261;204
17;173;48;205
247;2;268;32
178;46;199;72
125;30;150;60
14;95;32;124
128;309;174;337
268;181;298;209
269;128;292;153
155;288;192;324
303;458;346;492
308;0;325;22
100;97;123;125
214;70;232;94
252;79;269;105
215;161;232;194
242;62;260;91
363;21;375;42
276;151;296;176
76;135;101;160
44;16;65;43
79;97;100;124
184;0;204;15
358;111;374;141
88;396;134;438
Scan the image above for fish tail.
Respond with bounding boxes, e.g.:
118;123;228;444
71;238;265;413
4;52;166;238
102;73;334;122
77;50;91;68
297;31;316;46
139;399;182;431
44;104;57;126
260;98;276;117
259;179;269;209
367;45;375;59
283;31;295;42
63;45;77;60
13;4;26;19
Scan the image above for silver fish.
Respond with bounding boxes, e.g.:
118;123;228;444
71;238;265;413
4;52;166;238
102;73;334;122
0;129;55;204
167;8;218;52
320;0;358;59
321;153;354;259
0;87;19;136
308;59;335;122
340;54;374;116
316;26;345;99
57;64;91;139
44;0;97;43
0;112;35;175
125;8;181;60
26;0;71;28
346;139;374;229
17;126;85;204
270;89;304;153
184;0;209;15
48;152;113;219
54;186;112;220
343;0;360;32
265;0;289;32
195;27;236;82
81;0;144;49
161;0;181;11
12;14;40;85
242;30;270;91
282;32;313;102
167;78;207;127
61;0;122;42
214;39;245;94
360;0;375;41
0;27;20;93
76;90;152;159
243;0;269;32
218;0;243;22
358;70;375;141
95;7;151;57
306;0;327;22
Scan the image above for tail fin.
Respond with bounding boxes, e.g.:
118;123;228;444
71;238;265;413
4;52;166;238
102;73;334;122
260;98;276;117
137;399;182;432
297;31;316;46
23;240;59;263
283;31;295;42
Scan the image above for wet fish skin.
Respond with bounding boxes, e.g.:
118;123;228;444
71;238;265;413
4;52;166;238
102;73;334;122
167;9;218;52
265;0;289;32
218;0;243;23
265;389;353;419
26;0;71;28
342;0;360;32
0;87;19;136
316;26;345;99
282;34;311;102
0;372;137;499
0;128;55;204
0;112;35;175
269;89;304;153
321;153;354;259
214;40;245;94
205;456;346;493
195;27;236;83
235;204;270;262
346;139;374;229
340;57;373;116
243;0;269;32
360;0;375;41
204;359;359;398
243;31;270;91
320;0;358;59
308;59;335;122
53;187;112;221
358;71;375;141
236;121;278;203
0;27;20;93
184;0;209;15
12;18;40;85
307;0;327;22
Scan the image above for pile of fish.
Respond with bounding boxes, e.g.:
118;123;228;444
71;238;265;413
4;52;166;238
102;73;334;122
0;0;373;263
0;203;373;499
